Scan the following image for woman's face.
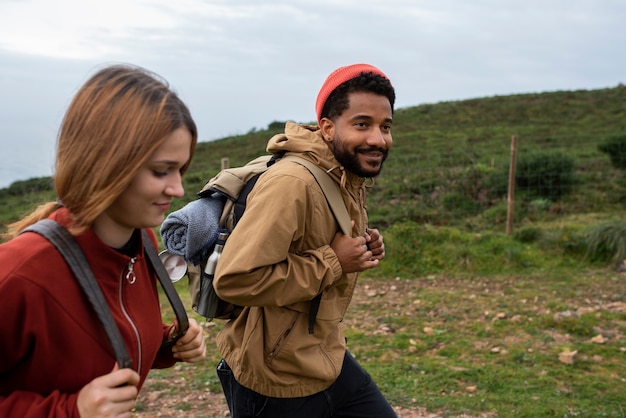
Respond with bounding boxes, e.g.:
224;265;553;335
93;126;193;248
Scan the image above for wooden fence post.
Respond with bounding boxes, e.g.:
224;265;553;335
221;158;229;170
506;135;518;235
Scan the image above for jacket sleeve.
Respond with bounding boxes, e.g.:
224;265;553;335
151;324;178;369
0;391;80;418
0;276;81;418
214;168;344;308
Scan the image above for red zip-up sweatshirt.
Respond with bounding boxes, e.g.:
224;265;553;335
0;208;177;417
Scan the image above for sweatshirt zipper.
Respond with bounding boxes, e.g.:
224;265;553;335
119;257;142;374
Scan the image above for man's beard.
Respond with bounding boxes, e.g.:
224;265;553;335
333;141;388;178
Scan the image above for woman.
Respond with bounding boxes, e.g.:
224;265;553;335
0;64;206;417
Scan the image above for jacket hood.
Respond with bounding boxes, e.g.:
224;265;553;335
266;122;331;165
266;121;365;189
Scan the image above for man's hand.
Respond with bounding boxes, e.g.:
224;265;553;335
331;223;382;273
365;227;385;261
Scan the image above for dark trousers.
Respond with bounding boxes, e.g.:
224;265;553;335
217;351;397;418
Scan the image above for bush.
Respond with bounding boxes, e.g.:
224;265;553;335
585;221;626;262
5;177;53;196
442;192;481;215
598;134;626;170
267;121;287;131
513;226;543;243
512;151;577;200
455;163;499;203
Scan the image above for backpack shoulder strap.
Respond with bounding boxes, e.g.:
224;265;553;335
22;219;133;369
141;230;189;344
280;155;353;334
281;155;352;236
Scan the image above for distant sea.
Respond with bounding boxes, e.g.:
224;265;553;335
0;141;55;190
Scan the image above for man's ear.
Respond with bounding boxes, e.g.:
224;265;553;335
319;118;335;143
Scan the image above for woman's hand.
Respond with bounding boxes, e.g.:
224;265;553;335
169;318;206;363
77;363;140;418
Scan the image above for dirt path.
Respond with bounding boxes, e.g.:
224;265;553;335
132;279;501;417
133;378;495;418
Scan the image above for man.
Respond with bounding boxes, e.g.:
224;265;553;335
213;63;397;417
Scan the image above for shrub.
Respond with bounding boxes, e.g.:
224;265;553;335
267;121;287;131
598;134;626;170
5;177;53;196
585;221;626;262
442;192;481;215
529;198;552;212
513;226;543;243
512;151;577;200
455;163;499;203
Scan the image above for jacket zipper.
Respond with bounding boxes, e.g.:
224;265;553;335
119;257;142;374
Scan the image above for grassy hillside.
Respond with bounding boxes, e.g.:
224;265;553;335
2;86;626;416
3;84;624;231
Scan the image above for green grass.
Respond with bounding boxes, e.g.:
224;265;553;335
341;271;626;417
156;261;626;417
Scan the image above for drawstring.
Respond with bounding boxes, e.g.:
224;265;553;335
326;165;348;190
326;165;373;209
340;167;347;189
362;178;374;209
325;165;374;191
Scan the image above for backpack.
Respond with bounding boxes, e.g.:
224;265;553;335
176;153;351;333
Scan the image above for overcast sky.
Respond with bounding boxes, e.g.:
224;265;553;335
1;0;624;189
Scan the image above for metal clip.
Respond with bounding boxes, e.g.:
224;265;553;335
126;257;137;284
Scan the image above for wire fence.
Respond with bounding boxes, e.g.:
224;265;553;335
369;131;625;232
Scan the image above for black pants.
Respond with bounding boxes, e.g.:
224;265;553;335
217;351;397;418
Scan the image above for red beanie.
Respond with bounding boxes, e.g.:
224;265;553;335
315;63;390;124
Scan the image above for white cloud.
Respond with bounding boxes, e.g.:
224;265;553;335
0;0;185;59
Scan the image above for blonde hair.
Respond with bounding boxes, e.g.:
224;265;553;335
5;64;197;238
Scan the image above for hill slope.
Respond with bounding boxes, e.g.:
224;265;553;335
2;84;625;231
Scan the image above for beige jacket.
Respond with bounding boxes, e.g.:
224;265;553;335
214;122;369;397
